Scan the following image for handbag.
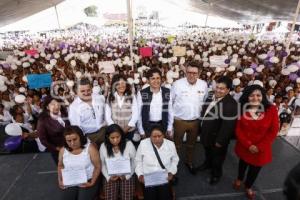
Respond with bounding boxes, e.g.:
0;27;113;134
151;142;177;185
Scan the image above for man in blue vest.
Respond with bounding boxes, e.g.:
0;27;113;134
137;68;173;138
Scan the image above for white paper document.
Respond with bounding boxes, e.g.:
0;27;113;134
62;168;88;187
144;170;168;187
106;157;131;175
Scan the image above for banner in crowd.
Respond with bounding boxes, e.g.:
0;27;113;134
259;32;281;43
25;49;38;56
27;73;52;89
139;47;153;57
139;38;146;46
167;35;176;43
98;61;115;73
209;55;228;68
173;46;186;57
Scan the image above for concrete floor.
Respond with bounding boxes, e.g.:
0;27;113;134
0;138;298;200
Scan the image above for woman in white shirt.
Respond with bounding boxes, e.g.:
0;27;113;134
266;87;275;103
100;124;136;200
0;104;12;125
135;125;179;200
57;126;101;200
105;74;138;143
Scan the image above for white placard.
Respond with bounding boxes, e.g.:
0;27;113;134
144;170;168;187
106;157;131;175
172;46;186;57
260;32;278;42
99;61;115;74
62;168;88;187
209;55;228;68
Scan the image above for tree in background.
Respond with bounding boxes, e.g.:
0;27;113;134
84;5;98;17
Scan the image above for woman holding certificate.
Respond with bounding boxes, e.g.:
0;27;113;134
135;125;179;200
99;124;136;200
57;126;101;200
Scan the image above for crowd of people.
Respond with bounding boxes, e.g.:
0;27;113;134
0;25;300;199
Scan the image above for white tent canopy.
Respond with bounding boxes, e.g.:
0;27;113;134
0;0;243;32
0;0;108;32
1;0;299;32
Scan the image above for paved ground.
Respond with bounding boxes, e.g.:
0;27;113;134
0;138;299;200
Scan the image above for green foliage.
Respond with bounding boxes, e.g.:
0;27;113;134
84;5;98;17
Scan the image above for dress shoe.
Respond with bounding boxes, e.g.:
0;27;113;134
185;163;197;175
209;176;220;185
245;188;255;200
232;179;243;190
197;163;211;171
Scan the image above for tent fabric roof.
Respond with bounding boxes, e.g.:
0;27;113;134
0;0;64;28
180;0;299;23
0;0;299;29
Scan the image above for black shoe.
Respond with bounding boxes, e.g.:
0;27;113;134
185;163;197;175
209;176;220;185
197;163;211;171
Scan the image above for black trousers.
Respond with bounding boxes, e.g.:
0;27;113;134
144;183;172;200
238;159;262;188
61;180;99;200
204;145;228;178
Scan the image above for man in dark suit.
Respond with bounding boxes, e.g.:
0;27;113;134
198;76;238;185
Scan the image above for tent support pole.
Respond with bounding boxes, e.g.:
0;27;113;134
54;5;61;29
204;14;209;27
283;0;300;67
127;0;134;71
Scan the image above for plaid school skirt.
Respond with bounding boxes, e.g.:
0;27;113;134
103;176;135;200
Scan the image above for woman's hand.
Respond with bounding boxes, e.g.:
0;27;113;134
168;173;173;181
80;181;95;188
138;175;144;183
109;176;119;182
124;126;135;134
249;145;259;154
30;131;38;138
56;146;62;152
166;131;173;140
58;178;65;190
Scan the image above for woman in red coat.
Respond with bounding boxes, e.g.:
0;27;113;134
233;85;279;199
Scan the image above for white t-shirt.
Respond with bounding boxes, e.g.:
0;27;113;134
63;143;94;180
100;141;136;181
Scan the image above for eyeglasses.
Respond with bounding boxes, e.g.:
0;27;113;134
186;71;199;76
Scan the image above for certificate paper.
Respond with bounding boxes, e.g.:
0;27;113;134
106;157;131;175
62;168;88;187
144;170;168;187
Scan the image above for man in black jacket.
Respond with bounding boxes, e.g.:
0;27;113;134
198;76;238;185
137;68;173;138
